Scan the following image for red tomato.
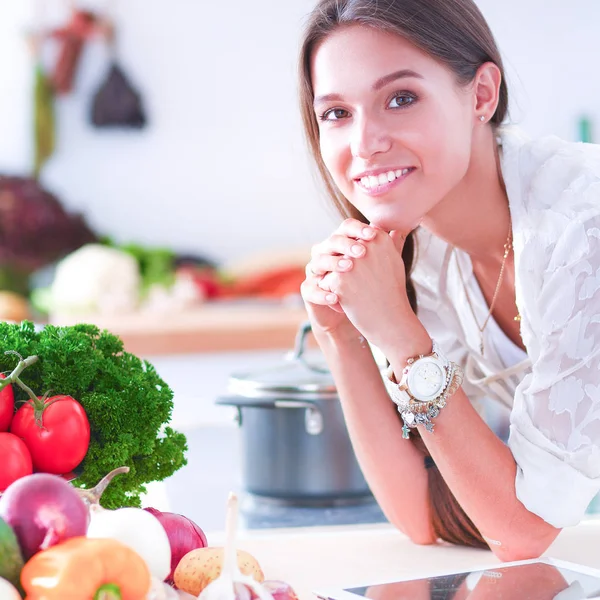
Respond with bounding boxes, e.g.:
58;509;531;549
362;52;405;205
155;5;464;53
11;395;90;475
0;432;33;491
0;374;14;432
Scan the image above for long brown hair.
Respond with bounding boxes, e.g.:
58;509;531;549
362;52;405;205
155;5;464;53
299;0;509;550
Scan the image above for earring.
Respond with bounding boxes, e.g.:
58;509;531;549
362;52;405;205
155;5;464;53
479;115;486;122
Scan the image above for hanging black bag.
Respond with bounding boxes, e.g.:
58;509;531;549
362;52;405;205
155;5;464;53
90;61;147;128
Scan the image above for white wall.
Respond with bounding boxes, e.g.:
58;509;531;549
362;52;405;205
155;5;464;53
1;1;598;263
476;0;599;140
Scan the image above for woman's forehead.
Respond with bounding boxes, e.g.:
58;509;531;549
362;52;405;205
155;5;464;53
311;25;446;95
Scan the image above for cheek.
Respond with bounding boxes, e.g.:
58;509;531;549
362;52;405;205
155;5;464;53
415;102;472;189
319;135;353;194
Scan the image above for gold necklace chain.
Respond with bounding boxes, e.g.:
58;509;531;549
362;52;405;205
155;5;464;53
455;221;518;356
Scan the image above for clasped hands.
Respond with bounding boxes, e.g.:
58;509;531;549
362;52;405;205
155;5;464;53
301;218;419;353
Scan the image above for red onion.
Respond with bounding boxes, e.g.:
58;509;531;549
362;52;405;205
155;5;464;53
0;473;88;560
144;507;208;585
235;581;298;600
262;581;299;600
234;583;254;600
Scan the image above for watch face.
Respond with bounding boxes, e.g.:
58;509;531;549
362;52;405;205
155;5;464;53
408;359;445;402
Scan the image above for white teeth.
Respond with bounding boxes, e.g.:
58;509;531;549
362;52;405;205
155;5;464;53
358;168;412;189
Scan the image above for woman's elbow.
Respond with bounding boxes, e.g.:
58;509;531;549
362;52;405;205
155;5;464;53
492;544;544;563
390;519;437;546
490;528;561;563
411;532;438;546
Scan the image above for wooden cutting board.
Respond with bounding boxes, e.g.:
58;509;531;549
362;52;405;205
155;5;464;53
50;302;309;355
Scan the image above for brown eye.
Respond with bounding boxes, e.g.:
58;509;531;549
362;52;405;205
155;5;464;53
321;108;350;121
388;94;416;109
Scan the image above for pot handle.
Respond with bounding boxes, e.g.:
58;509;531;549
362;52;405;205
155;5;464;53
274;400;324;436
215;396;324;435
288;321;330;374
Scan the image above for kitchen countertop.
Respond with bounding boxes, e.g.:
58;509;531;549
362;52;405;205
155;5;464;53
50;302;309;354
207;519;600;599
147;422;600;598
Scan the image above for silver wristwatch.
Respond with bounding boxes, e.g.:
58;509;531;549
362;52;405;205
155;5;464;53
383;340;462;438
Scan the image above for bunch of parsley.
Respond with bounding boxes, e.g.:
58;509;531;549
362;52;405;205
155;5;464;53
0;321;187;508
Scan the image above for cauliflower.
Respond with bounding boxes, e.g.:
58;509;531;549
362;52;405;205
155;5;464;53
50;244;141;315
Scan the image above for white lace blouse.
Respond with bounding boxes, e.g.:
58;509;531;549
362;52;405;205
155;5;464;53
411;126;600;529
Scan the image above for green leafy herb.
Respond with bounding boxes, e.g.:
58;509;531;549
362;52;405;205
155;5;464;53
100;238;177;293
0;321;187;508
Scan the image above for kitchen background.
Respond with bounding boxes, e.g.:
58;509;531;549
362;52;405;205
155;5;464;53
1;0;598;262
0;1;599;532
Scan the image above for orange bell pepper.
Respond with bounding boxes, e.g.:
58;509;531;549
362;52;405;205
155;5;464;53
21;536;151;600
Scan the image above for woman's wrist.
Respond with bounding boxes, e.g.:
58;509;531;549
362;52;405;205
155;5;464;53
375;314;433;376
310;320;363;349
310;311;432;370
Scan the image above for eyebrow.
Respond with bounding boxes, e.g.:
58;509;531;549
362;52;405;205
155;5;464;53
313;69;423;105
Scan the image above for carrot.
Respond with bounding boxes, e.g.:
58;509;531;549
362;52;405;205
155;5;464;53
222;266;306;298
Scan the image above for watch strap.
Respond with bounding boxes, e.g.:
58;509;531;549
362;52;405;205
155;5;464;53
383;368;411;406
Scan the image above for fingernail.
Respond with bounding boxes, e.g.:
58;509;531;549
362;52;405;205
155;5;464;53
338;259;352;270
351;244;365;256
326;294;337;303
362;228;376;239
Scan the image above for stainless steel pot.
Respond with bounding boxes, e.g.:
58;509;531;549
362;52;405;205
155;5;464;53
216;322;372;506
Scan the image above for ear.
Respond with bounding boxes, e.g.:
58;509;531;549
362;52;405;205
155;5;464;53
473;62;502;122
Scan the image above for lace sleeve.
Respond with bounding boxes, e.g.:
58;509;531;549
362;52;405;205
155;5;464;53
508;215;600;528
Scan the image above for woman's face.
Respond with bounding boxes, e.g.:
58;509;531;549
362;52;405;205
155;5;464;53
311;25;477;232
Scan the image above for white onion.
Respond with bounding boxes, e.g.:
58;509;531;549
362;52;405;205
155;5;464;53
87;506;171;581
0;577;21;600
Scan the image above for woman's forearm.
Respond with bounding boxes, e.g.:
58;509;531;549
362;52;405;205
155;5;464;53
378;318;561;560
415;388;560;561
314;328;435;544
316;312;561;560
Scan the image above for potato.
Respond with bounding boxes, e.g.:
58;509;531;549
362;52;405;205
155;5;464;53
174;547;265;595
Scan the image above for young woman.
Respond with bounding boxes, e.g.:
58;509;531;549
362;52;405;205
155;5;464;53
298;0;600;562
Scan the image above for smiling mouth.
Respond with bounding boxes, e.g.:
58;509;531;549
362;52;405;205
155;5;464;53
355;167;415;193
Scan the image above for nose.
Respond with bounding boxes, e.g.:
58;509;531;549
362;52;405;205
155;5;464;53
350;114;392;159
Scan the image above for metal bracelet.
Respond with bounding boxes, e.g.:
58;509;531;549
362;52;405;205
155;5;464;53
399;363;464;439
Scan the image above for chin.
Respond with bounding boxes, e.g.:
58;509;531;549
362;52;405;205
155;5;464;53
357;196;424;233
364;211;419;234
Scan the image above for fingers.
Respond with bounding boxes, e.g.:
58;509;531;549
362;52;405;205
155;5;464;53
305;219;378;284
307;254;354;277
328;302;345;314
311;234;368;263
300;278;344;314
336;218;378;241
300;279;339;307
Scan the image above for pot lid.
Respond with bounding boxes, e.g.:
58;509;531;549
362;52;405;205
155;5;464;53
228;322;338;397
